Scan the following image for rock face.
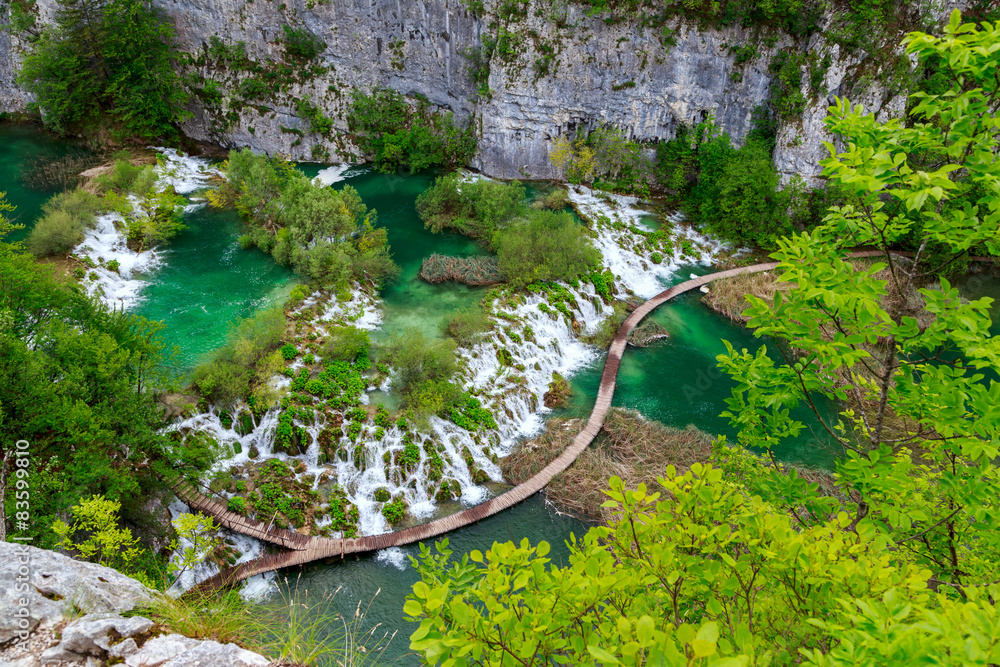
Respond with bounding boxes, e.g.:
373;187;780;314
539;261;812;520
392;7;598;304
0;542;270;667
0;541;153;646
0;0;963;182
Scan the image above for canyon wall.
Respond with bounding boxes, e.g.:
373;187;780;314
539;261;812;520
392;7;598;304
1;0;960;183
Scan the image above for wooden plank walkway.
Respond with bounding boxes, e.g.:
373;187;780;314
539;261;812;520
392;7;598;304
186;253;896;593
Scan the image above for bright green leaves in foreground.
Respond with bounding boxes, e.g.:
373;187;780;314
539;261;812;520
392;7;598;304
406;15;1000;666
715;12;1000;593
406;466;1000;665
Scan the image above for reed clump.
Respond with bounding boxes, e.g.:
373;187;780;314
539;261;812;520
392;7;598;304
501;408;715;523
418;253;504;286
19;151;106;191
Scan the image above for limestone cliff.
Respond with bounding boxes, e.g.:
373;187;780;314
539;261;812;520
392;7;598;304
0;0;962;183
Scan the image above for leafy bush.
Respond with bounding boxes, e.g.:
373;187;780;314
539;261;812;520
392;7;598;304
382;498;407;525
26;189;102;256
209;149;399;288
442;304;492;346
321;325;370;363
655;119;810;248
496;211;601;287
227;496;248;514
293;96;333;135
347;89;477;173
373;487;391;503
281;24;326;60
191;308;286;408
416;173;527;246
383;328;466;419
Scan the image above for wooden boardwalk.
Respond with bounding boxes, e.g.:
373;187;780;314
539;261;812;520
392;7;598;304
186;255;890;592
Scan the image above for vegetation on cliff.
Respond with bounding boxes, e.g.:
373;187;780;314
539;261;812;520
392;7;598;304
347;88;477;173
16;0;189;141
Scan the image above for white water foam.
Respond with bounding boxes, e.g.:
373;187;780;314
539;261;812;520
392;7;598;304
569;186;726;298
74;149;220;309
314;164;353;186
169;185;725;594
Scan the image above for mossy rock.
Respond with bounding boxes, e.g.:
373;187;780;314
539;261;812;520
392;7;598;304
374;487;391;502
248;445;260;459
435;484;454;503
472;468;489;484
496;347;514;366
218;411;233;429
235;412;255;436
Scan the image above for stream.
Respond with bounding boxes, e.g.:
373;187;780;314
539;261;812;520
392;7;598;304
5;124;997;664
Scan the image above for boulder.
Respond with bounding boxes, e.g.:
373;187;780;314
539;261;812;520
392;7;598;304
125;634;269;667
0;541;153;646
39;614;153;662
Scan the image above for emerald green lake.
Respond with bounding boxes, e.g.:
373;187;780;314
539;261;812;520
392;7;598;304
130;206;298;372
0;123;91;244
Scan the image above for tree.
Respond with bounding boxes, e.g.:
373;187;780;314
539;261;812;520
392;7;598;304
495;210;601;286
715;10;1000;590
405;465;1000;665
17;0;188;140
53;495;141;568
404;15;1000;665
168;512;221;579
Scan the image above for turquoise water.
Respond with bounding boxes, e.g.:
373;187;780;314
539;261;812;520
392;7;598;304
130;206;298;371
7;125;999;665
0;123;91;244
560;271;844;469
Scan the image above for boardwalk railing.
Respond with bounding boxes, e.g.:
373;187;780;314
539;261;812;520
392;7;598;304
168;477;319;551
183;252;907;592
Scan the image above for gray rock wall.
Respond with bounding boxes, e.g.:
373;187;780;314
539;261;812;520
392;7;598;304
1;0;961;183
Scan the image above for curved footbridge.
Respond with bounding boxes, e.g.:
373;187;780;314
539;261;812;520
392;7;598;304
180;254;883;592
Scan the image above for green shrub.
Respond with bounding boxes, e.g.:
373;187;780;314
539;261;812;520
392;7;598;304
416;173;527;246
293;96;333;135
374;487;391;503
238;77;269;99
442;304;492;346
384;329;466;418
191;308;286;407
280;343;299;360
496;211;601;287
227;496;248;514
347;89;476;173
26;189;102;257
281;24;326;61
321;325;370;363
654;119;809;249
382;498;407;525
210;149;398;288
287;284;310;305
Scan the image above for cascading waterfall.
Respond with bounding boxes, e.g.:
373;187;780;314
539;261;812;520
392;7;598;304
568;186;727;299
165;169;725;595
73;149;221;309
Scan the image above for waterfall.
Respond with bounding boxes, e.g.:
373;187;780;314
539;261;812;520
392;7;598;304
568;186;727;299
73;149;221;309
165;179;727;596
